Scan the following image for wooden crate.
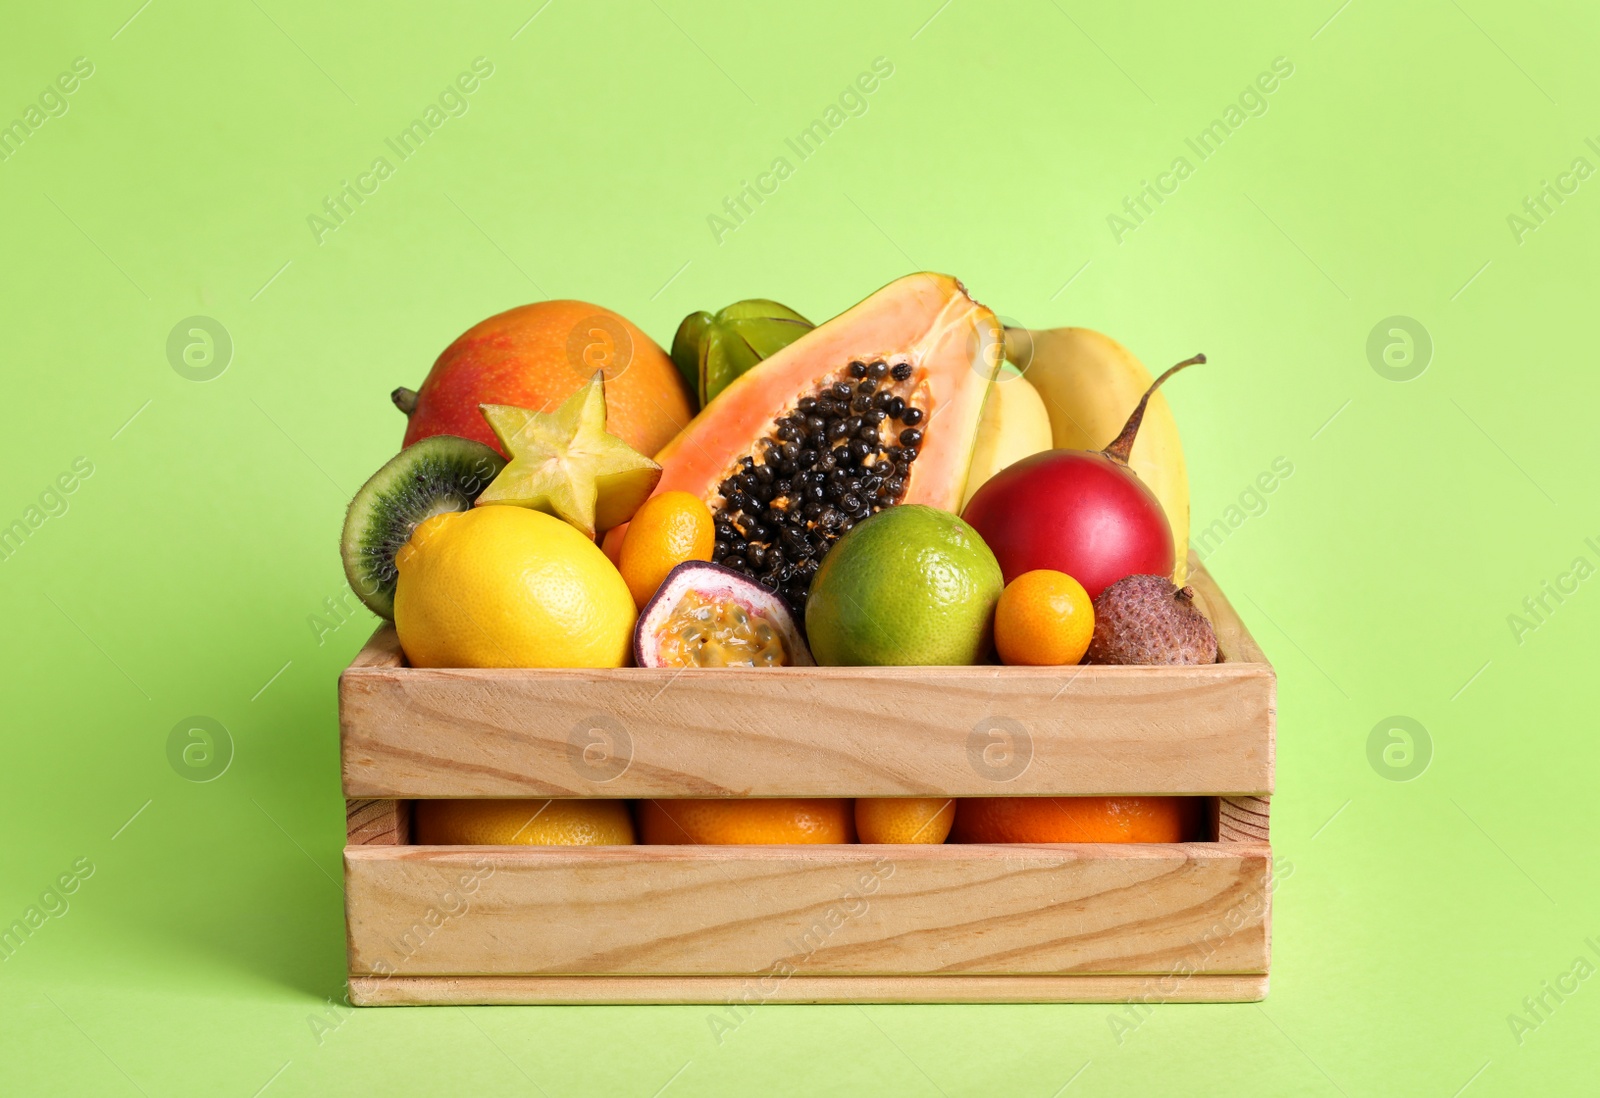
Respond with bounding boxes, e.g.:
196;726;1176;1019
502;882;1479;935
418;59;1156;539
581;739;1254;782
339;557;1275;1005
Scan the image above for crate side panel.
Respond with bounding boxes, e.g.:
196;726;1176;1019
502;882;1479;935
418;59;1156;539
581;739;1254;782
345;843;1270;978
1185;557;1267;666
341;664;1273;798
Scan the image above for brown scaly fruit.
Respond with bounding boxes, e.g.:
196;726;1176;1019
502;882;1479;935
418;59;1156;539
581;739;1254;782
1085;573;1218;665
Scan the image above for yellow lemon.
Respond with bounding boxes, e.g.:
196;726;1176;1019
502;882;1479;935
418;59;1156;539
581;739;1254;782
394;505;635;668
416;799;635;845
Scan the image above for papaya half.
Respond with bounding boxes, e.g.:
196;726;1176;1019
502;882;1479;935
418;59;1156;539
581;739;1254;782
606;273;1001;615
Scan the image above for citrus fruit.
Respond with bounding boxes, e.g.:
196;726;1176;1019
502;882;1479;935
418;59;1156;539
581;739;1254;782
805;505;1003;666
396;299;694;459
951;797;1199;843
619;491;716;609
855;798;954;844
639;799;855;844
994;569;1094;666
415;799;634;845
393;505;635;668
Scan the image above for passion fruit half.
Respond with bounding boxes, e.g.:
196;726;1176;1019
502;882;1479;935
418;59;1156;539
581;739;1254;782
634;561;813;668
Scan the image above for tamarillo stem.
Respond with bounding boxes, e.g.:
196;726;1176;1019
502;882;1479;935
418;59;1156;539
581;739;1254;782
1102;354;1205;465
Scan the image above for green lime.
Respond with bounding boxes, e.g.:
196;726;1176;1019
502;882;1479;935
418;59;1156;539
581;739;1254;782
805;505;1003;666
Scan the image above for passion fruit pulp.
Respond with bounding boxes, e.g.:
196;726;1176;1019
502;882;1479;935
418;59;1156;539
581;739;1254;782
634;562;812;669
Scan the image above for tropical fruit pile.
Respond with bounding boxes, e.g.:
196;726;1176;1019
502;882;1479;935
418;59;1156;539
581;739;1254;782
341;273;1220;848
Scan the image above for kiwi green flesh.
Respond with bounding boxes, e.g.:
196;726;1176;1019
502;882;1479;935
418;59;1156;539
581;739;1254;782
339;435;506;619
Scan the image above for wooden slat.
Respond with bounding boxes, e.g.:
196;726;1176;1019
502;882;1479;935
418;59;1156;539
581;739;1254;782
1188;556;1276;802
344;843;1270;979
1216;796;1270;843
349;627;404;669
346;799;411;846
349;972;1268;1005
341;663;1272;798
1184;554;1268;666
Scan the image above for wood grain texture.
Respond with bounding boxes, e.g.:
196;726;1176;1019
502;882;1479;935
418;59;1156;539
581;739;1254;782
1183;554;1268;666
349;972;1269;1005
1216;796;1271;843
340;559;1273;800
341;665;1272;798
349;627;403;669
346;799;410;846
1188;555;1276;798
344;843;1270;979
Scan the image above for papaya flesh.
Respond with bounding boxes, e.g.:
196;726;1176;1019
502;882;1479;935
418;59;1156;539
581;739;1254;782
608;273;1001;615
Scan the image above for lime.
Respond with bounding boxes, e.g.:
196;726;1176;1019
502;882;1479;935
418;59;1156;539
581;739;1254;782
805;505;1003;666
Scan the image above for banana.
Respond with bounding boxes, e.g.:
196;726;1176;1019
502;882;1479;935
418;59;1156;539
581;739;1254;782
962;364;1053;509
1004;327;1191;585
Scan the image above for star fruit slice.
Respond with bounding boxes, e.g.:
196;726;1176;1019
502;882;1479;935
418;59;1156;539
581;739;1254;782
476;372;661;538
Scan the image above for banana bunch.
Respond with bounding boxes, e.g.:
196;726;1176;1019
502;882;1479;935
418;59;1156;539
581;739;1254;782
999;327;1192;585
961;362;1053;510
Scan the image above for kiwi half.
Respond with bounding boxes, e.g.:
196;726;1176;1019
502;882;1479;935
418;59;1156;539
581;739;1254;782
340;435;506;619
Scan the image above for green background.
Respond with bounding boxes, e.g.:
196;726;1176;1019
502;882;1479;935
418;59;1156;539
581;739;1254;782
3;1;1595;1094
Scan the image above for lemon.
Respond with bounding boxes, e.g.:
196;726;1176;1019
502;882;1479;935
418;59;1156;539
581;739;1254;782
394;505;635;668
